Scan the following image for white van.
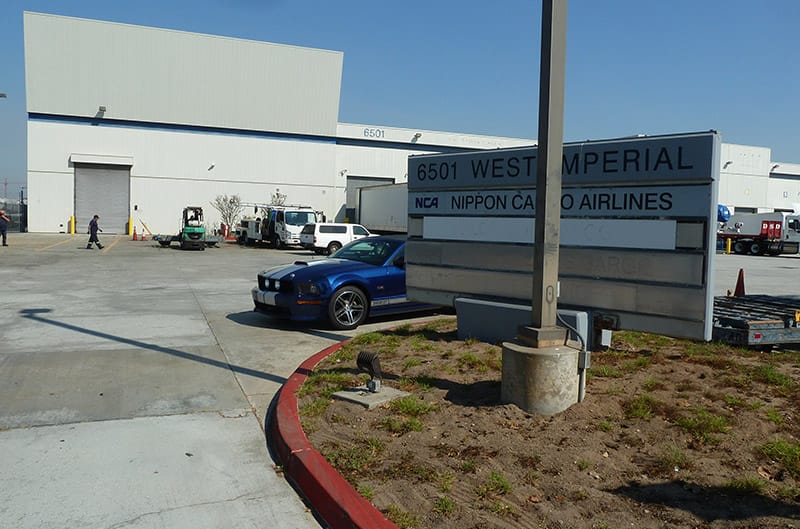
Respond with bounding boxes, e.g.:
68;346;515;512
300;223;371;254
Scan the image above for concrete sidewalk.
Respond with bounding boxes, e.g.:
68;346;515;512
0;234;328;528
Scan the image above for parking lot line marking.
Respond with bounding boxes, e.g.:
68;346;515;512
102;236;123;253
36;236;80;251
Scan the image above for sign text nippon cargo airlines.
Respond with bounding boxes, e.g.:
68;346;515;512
407;133;716;192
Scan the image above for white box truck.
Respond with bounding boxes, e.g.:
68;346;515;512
236;204;319;248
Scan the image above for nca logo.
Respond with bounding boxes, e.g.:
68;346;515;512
415;197;439;208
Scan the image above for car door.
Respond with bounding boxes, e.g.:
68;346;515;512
370;244;409;313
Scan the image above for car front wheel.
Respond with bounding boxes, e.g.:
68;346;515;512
328;286;368;330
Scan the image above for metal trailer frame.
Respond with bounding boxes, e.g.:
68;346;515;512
713;295;800;347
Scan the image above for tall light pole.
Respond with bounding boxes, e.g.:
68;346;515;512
521;0;568;348
501;0;575;416
1;93;6;202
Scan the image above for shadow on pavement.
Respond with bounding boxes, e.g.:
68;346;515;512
226;310;351;342
20;307;287;384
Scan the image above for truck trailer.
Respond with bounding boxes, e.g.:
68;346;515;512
357;183;407;233
717;211;800;256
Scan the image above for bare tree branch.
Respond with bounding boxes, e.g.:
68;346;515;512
210;194;244;232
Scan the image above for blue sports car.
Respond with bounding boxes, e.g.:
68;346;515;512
251;236;434;329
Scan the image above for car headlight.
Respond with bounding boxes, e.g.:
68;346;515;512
274;280;281;290
298;281;322;296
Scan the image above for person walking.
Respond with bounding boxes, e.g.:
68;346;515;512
0;209;9;246
87;214;104;249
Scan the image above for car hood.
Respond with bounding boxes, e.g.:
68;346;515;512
260;258;374;281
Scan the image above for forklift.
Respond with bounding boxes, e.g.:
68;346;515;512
155;206;208;250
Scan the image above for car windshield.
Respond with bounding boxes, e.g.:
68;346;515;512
285;211;317;226
333;238;403;266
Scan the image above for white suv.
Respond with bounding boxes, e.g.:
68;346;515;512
300;223;371;254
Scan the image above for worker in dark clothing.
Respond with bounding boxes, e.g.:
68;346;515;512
87;214;104;249
0;209;9;246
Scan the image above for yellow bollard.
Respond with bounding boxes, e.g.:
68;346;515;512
69;215;75;234
725;238;731;255
128;216;133;236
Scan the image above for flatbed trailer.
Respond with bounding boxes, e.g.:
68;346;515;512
153;233;222;248
713;295;800;347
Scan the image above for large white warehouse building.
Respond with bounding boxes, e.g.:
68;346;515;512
23;12;800;234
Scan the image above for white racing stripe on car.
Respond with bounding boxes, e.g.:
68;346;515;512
371;297;408;307
263;259;332;280
253;288;278;306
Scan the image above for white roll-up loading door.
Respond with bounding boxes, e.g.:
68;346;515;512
74;164;131;234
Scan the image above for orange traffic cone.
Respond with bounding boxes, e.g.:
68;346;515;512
132;227;138;241
733;268;746;297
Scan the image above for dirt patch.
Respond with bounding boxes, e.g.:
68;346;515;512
298;319;800;529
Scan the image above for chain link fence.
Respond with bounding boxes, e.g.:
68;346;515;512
0;198;28;232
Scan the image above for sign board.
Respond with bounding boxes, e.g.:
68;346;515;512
406;131;721;341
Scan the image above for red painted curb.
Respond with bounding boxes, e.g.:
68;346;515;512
270;341;399;529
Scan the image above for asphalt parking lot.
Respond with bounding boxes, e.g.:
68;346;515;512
1;234;798;528
0;234;443;529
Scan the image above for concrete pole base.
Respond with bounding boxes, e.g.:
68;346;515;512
501;340;580;415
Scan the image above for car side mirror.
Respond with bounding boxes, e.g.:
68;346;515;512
393;256;405;269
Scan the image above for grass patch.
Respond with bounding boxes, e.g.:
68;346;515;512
477;471;512;498
723;394;745;408
675;408;729;445
409;334;436;352
457;353;484;369
433;495;456;516
322;438;384;482
591;365;623;378
298;370;355;398
460;459;477;473
624;394;660;419
486;501;515;516
390;395;437;417
724;476;766;495
385;504;419;529
437;471;455;492
752;364;793;389
357;483;374;501
299;397;330;418
655;444;692;473
642;376;664;392
778;486;800;501
612;330;673;350
576;459;591;471
761;439;800;478
379;416;424;434
625;356;653;371
397;375;436;392
766;408;784;425
403;358;422;370
598;419;615;432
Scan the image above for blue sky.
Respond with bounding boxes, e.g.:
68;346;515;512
1;0;798;195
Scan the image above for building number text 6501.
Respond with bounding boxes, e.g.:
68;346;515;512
417;162;457;181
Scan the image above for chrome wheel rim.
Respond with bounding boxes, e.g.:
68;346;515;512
333;291;365;326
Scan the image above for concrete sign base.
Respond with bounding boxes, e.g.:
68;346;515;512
501;341;580;415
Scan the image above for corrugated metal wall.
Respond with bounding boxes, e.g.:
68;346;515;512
24;12;342;137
